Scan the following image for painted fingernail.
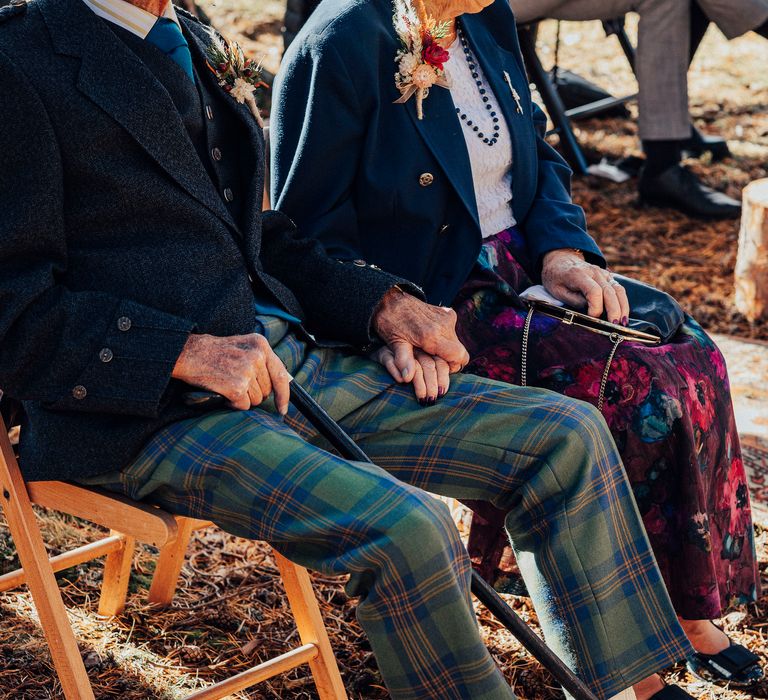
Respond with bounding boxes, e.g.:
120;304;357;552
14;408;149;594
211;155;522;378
401;367;410;380
428;397;437;406
612;318;620;325
418;398;428;407
621;316;629;326
437;387;446;397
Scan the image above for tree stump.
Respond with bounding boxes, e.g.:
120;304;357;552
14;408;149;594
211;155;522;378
735;179;768;323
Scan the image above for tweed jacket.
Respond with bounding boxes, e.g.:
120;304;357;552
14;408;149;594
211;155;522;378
0;0;416;481
271;0;605;306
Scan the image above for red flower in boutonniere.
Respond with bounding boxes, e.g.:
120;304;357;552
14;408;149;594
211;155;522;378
393;0;452;120
422;39;450;71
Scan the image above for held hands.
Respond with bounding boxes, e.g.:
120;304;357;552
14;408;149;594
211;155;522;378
541;249;630;324
371;288;470;403
172;333;291;415
170;290;469;411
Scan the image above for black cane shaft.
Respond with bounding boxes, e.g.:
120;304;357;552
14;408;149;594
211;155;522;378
470;574;598;700
288;380;599;700
289;381;370;462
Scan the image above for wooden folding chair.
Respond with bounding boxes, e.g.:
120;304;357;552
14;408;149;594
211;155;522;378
517;17;638;174
0;412;347;700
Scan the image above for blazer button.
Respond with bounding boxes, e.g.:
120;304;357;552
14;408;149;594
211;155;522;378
223;188;234;202
205;105;214;120
72;385;87;400
419;172;434;187
99;348;114;363
211;147;222;162
117;316;132;331
352;259;366;267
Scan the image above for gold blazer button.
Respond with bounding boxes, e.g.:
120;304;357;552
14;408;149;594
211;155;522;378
419;173;434;187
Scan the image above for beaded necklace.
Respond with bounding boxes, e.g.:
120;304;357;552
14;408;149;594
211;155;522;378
454;22;500;147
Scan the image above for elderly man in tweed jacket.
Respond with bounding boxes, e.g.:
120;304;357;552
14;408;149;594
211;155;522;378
0;0;698;698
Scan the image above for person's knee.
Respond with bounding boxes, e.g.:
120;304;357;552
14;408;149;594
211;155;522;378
344;488;467;598
397;492;462;550
380;491;465;569
552;399;618;476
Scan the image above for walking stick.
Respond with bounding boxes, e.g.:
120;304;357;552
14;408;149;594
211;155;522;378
287;381;599;700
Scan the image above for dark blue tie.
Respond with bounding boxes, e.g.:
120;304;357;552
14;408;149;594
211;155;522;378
146;17;194;82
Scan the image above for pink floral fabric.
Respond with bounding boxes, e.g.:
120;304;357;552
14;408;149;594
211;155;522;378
457;228;759;619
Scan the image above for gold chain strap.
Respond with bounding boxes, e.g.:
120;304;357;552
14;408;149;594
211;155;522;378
597;333;624;412
520;305;624;413
520;305;535;387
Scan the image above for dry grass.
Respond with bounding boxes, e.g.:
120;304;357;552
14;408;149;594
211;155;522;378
2;6;767;700
0;509;559;699
2;507;768;699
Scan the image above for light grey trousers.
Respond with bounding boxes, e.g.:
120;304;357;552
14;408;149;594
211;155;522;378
510;0;768;140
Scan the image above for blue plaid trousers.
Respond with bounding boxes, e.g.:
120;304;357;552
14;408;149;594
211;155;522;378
85;317;693;699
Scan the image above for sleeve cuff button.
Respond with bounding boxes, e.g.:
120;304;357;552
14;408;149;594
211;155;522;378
72;385;87;400
117;317;132;331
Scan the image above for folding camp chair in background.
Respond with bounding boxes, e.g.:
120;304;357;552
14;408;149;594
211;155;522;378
516;17;638;174
517;16;730;174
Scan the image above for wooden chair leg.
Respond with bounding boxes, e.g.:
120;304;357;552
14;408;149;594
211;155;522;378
273;551;348;700
98;531;135;617
148;516;196;606
0;436;95;699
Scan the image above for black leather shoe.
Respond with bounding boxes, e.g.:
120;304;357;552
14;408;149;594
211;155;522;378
649;685;695;699
638;164;742;219
682;132;731;162
687;636;764;688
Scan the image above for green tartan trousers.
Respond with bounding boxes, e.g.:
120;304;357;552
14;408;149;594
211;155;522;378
85;317;693;699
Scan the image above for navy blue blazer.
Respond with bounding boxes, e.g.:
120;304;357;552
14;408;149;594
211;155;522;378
271;0;605;306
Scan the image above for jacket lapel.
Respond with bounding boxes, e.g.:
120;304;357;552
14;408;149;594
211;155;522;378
460;11;535;222
403;67;480;227
184;23;265;247
39;0;238;234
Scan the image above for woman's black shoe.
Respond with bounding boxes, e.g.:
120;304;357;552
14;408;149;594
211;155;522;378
638;164;742;219
686;640;764;688
649;685;695;699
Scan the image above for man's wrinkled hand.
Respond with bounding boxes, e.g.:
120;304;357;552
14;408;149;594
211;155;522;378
541;249;630;323
172;333;291;414
372;288;470;379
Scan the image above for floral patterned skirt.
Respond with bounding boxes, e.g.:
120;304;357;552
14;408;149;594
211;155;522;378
456;227;759;620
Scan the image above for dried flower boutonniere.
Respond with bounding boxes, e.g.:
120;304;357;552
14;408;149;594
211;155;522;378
393;0;451;120
205;29;268;127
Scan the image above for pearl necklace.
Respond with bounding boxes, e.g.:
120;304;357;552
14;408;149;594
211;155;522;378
454;23;500;147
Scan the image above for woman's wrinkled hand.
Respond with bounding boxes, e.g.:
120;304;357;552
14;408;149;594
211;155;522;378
371;342;451;404
541;249;630;324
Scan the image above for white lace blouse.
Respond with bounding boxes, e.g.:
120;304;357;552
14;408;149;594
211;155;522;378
444;37;516;238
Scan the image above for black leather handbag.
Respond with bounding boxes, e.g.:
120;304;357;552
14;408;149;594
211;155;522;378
520;276;685;411
614;274;686;343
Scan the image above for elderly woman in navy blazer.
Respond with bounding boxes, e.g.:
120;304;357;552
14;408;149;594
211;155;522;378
271;0;762;693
